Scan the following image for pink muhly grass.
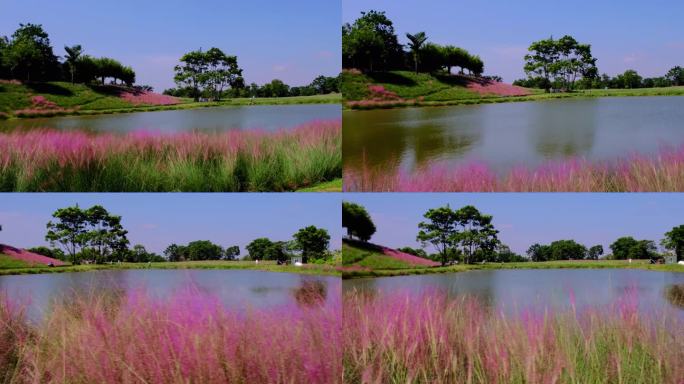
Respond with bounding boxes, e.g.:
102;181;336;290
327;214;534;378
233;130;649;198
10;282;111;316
2;286;341;384
0;119;340;191
119;90;180;106
344;145;684;192
343;289;684;384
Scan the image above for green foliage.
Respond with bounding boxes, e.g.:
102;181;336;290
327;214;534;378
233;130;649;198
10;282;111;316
173;47;243;101
610;237;657;260
417;205;499;265
397;246;429;259
663;225;684;261
588;245;604;260
27;246;65;261
342;201;376;242
293;226;330;263
524;35;597;91
45;205;129;264
163;241;236;262
342;10;403;72
2;23;59;82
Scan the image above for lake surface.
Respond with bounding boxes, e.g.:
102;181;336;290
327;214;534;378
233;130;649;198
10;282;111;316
0;270;340;322
344;96;684;174
344;269;684;317
0;104;341;133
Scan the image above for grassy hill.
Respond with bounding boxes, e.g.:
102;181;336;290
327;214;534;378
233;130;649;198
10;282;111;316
0;81;341;118
0;253;31;269
341;70;684;109
342;239;440;270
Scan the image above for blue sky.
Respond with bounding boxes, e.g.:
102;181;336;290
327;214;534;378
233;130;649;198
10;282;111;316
343;0;684;82
345;193;684;255
1;0;341;91
0;194;342;255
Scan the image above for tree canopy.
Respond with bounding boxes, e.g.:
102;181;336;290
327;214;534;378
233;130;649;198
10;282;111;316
173;48;244;101
342;201;376;242
293;226;330;263
523;35;597;92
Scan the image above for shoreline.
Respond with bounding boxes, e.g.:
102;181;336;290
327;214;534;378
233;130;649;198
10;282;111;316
341;261;684;279
343;88;684;111
1;93;342;120
0;261;341;277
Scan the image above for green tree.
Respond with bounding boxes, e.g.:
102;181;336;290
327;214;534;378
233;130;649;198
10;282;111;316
616;70;642;89
224;245;240;260
342;10;402;71
398;247;428;259
548;240;587;260
267;79;289;97
293;226;330;263
417;205;458;266
45;205;88;264
452;205;499;264
27;246;65;261
524;35;596;92
203;47;243;101
610;236;655;260
342;202;376;242
587;245;604;260
527;243;551;262
246;238;275;260
63;44;83;84
164;243;186;262
174;49;208;101
406;31;428;73
84;205;129;262
4;23;59;81
185;240;224;261
665;66;684;86
663;225;684;261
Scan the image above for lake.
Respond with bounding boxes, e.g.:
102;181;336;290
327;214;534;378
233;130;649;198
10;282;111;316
344;269;684;316
344;96;684;174
0;270;340;322
0;104;341;133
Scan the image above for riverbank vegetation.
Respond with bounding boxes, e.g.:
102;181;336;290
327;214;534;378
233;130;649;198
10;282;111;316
0;203;339;275
341;10;684;110
343;289;683;383
345;144;684;192
0;119;341;191
341;201;684;278
0;286;341;383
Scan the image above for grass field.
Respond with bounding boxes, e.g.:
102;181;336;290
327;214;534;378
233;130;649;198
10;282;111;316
297;178;342;192
341;70;684;109
0;81;341;118
341;241;684;279
0;254;32;269
0;259;341;276
0;120;341;192
344;289;683;383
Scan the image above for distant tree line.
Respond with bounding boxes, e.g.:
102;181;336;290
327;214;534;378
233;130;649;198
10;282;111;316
515;35;684;91
345;202;684;264
31;205;334;265
0;23;137;86
244;225;331;264
163;74;340;100
342;10;485;76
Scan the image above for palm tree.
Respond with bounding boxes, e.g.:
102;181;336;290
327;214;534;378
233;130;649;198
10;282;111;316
406;32;428;74
64;45;83;84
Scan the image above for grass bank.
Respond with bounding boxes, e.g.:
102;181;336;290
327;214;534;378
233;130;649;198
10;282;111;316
0;81;340;118
297;178;342;192
1;286;341;383
343;260;684;279
344;289;683;383
0;259;340;277
341;242;683;279
0;120;341;192
341;70;684;110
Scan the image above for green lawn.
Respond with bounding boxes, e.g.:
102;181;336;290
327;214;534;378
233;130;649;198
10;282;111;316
297;178;342;192
341;70;684;109
0;254;32;269
0;81;341;117
0;259;340;276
